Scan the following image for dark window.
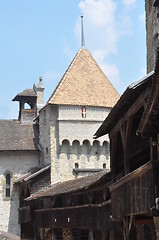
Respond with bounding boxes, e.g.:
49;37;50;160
6;174;11;197
75;163;79;169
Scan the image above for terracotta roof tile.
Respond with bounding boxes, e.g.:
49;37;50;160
47;48;119;108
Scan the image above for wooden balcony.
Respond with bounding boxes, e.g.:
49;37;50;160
109;161;159;219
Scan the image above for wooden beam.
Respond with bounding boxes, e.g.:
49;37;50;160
109;161;153;192
33;201;112;230
135;219;153;225
150;136;158;161
110;87;150;138
110;133;117;183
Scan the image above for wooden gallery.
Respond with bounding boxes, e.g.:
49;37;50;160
15;47;159;240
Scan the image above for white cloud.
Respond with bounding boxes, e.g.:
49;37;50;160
122;0;136;7
75;0;117;55
92;50;120;88
72;0;138;90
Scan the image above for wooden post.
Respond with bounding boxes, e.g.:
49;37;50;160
154;217;159;240
101;230;109;240
110;134;117;182
70;230;73;240
150;136;158;161
52;228;57;240
89;230;94;240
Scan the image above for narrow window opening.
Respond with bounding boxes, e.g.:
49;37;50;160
75;163;79;169
103;163;106;169
6;174;11;197
46;147;48;154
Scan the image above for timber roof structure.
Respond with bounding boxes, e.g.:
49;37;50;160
137;47;159;136
25;170;110;201
0;120;39;151
94;71;154;138
47;48;119;108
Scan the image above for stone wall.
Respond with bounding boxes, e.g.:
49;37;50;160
145;0;159;73
39;104;111;183
58;105;110;145
39;105;58;166
0;151;39;236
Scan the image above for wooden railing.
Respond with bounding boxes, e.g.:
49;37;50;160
109;161;159;219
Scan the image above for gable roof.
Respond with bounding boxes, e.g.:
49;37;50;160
47;48;119;108
0;120;39;151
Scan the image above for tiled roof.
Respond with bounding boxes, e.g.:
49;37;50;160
47;48;119;108
14;164;51;184
26;170;109;201
0;120;39;151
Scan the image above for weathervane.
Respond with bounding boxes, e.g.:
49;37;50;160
81;16;85;48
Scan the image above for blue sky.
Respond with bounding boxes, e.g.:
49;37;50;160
0;0;146;119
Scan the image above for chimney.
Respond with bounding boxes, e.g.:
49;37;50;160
33;76;45;113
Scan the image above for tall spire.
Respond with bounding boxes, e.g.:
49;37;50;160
81;16;85;48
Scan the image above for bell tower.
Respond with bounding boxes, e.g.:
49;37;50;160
145;0;159;73
12;77;44;124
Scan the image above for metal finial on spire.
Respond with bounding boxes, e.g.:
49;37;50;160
81;16;85;48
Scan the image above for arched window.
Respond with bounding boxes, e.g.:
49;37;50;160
72;140;80;154
93;140;100;154
6;174;11;197
83;140;91;154
24;103;32;110
61;139;70;154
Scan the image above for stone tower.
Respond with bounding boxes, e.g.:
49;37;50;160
145;0;159;73
39;48;120;183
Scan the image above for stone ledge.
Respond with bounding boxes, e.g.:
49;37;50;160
73;168;104;173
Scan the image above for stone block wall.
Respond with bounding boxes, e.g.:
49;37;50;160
53;139;110;182
145;0;159;73
0;151;39;236
39;104;111;183
39;105;58;166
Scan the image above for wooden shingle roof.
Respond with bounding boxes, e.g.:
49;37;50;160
47;48;119;108
12;89;36;101
25;170;109;201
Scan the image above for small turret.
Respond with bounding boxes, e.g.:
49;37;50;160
12;89;37;124
12;77;45;124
